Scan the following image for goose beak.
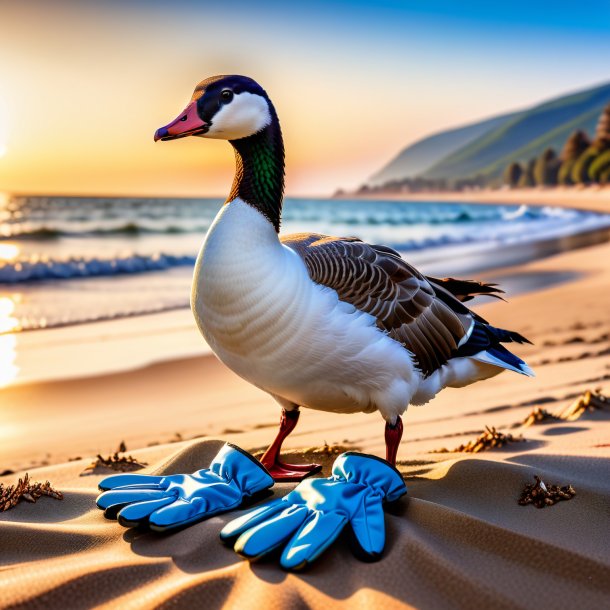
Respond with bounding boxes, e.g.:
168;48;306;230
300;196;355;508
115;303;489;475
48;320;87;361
154;101;207;141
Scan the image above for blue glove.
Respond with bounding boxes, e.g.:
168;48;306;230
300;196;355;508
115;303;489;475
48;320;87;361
96;443;273;532
220;452;406;570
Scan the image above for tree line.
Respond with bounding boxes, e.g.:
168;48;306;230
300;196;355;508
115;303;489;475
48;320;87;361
504;103;610;188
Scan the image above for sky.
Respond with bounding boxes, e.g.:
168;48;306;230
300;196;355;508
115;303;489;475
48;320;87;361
0;0;609;197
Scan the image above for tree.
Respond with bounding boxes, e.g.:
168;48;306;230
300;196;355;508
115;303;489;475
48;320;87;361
588;149;610;183
504;162;522;188
558;130;590;185
571;147;599;184
517;159;536;187
599;166;610;185
572;103;610;184
592;102;610;150
534;148;559;186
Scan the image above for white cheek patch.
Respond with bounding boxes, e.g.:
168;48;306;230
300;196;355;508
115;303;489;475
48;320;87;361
205;92;272;140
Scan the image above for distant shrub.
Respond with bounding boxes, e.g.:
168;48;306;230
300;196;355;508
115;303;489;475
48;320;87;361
599;166;610;185
592;103;610;150
503;162;522;188
558;130;590;185
589;149;610;183
558;161;575;185
517;159;536;187
571;147;599;184
561;130;591;162
534;148;559;186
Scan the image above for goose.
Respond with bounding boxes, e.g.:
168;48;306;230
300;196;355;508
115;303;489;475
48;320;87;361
154;75;533;481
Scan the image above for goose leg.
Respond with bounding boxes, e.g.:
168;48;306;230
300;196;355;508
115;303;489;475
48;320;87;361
260;408;322;482
385;416;403;466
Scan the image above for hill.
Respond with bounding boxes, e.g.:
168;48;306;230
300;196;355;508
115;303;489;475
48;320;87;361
365;81;610;187
366;113;515;186
424;82;610;180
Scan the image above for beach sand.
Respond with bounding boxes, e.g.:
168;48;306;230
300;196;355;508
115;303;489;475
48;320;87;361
1;191;609;608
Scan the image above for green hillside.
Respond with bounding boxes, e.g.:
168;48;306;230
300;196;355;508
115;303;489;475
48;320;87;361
366;113;515;186
423;82;610;180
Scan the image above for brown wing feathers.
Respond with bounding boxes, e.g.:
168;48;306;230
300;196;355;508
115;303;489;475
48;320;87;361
426;276;505;303
282;234;474;377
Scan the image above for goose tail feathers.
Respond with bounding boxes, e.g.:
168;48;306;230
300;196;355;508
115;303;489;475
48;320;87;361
471;345;535;377
457;320;534;377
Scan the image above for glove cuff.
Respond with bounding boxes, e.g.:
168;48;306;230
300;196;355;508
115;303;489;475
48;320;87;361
209;444;274;497
332;452;406;502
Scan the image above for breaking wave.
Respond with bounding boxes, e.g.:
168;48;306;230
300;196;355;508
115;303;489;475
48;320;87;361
0;252;196;283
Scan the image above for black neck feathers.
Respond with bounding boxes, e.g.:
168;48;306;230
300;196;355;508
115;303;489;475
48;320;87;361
227;106;285;232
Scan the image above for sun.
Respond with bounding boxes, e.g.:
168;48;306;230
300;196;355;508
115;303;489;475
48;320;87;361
0;143;6;158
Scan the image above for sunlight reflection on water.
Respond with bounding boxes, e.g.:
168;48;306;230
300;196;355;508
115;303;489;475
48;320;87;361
0;296;20;387
0;243;19;261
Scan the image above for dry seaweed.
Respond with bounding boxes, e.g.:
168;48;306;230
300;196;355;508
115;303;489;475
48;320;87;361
0;473;63;512
431;426;524;453
300;443;354;457
252;442;355;461
518;475;576;508
252;442;358;477
521;407;563;427
80;441;147;476
558;389;609;421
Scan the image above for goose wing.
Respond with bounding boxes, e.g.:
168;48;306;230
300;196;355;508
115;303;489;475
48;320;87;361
281;233;474;377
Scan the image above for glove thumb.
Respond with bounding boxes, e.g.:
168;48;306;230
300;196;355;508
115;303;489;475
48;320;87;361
350;493;386;561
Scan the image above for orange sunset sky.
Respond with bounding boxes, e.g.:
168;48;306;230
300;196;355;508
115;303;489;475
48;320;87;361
0;1;609;197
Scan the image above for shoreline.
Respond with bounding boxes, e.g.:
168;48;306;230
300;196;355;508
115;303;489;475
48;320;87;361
2;232;610;473
4;217;608;390
4;189;609;347
338;185;610;214
2;186;609;472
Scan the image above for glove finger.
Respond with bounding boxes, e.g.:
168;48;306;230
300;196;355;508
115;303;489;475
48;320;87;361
148;497;213;532
98;473;165;492
219;499;287;542
350;495;386;560
117;497;176;527
233;505;309;560
280;511;348;571
96;488;169;511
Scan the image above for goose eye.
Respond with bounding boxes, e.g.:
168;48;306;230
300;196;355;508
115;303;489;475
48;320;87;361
220;90;233;103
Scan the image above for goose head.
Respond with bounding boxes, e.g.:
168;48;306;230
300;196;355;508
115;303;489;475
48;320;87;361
154;75;273;142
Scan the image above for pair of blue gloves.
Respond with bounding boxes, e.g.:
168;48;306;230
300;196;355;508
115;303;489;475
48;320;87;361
96;443;406;571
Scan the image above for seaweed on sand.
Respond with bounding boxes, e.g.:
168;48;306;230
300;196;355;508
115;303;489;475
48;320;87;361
81;441;148;475
0;473;63;512
518;475;576;508
558;389;609;420
252;442;358;476
431;426;524;453
521;407;563;426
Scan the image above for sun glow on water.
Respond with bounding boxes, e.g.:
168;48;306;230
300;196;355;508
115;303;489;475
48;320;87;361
0;295;21;334
0;296;20;388
0;335;18;388
0;244;19;261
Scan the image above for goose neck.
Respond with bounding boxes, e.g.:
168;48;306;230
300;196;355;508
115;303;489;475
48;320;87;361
227;112;285;233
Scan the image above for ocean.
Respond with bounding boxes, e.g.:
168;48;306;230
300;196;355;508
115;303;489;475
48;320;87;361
1;194;610;335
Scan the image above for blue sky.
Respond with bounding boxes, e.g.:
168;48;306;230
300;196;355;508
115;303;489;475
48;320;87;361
0;0;609;195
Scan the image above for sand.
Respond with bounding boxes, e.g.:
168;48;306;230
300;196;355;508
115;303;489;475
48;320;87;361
1;190;610;608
